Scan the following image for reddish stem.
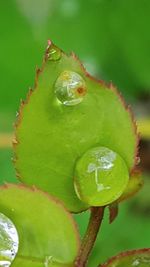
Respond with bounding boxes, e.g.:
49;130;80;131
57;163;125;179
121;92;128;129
75;207;105;267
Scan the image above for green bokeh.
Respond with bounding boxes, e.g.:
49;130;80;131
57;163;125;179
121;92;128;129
1;0;150;117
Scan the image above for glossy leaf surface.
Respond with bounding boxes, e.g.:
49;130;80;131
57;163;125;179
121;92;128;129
14;41;138;212
0;184;80;266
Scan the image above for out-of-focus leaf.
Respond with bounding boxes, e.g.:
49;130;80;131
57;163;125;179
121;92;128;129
137;119;150;139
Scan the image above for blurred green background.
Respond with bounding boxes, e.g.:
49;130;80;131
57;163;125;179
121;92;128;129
0;0;150;266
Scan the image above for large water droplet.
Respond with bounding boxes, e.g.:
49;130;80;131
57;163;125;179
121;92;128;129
74;146;129;206
0;213;19;267
54;71;87;106
46;41;61;61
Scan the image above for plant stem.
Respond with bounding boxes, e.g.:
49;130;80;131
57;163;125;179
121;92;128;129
75;206;105;267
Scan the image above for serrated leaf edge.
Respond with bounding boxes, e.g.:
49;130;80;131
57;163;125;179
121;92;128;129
0;182;81;258
100;248;150;266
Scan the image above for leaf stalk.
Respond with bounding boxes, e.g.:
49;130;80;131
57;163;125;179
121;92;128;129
75;206;105;267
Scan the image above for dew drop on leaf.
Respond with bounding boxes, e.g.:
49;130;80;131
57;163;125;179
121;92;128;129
131;256;150;266
108;254;150;267
102;250;150;267
74;146;129;206
0;213;19;267
54;71;87;106
44;256;53;267
46;42;61;61
44;256;62;267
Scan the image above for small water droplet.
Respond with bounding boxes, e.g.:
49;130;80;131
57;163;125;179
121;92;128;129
54;70;87;106
132;256;150;266
0;213;19;267
44;256;53;267
44;256;61;267
74;146;129;206
46;43;61;61
132;259;140;266
136;156;140;164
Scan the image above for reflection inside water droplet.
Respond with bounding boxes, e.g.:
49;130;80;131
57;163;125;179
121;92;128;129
74;146;129;206
0;213;19;267
54;71;87;106
86;147;116;192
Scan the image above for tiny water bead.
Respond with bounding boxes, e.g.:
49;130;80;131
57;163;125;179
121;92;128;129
0;213;19;267
106;253;150;267
45;256;53;267
46;43;61;61
74;146;129;206
131;256;150;267
54;71;87;106
44;256;68;267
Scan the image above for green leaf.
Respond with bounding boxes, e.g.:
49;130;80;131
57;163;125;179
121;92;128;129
108;172;143;223
109;171;144;223
0;184;80;266
14;41;138;212
118;171;143;203
100;248;150;267
11;257;43;267
74;146;129;206
12;256;73;267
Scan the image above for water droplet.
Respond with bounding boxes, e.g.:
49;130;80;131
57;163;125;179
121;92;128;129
46;43;61;61
44;256;53;267
54;71;86;106
74;146;129;206
44;256;62;267
0;213;19;267
132;256;150;266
